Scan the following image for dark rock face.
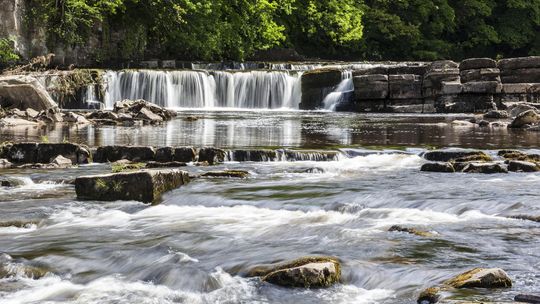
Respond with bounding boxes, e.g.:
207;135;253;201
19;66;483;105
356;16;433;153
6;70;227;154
145;161;187;168
75;169;190;203
389;74;423;99
248;256;341;289
421;162;455;173
93;146;156;163
354;74;389;100
6;143;38;163
498;56;540;71
230;149;277;162
198;147;226;165
155;147;174;162
484;110;509;119
201;170;249;178
507;160;540;172
35;143;91;164
173;147;197;163
423;150;490;162
300;69;343;110
515;294;540;304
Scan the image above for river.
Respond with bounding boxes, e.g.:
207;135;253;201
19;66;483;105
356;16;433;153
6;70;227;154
0;111;539;303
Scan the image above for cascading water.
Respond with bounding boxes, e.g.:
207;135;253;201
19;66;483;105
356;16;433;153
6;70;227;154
322;70;354;111
104;70;302;109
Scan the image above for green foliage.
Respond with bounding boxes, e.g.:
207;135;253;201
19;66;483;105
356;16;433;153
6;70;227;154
111;162;145;173
0;38;20;68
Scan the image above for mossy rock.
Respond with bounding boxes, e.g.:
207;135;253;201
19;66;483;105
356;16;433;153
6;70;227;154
444;268;512;289
201;170;249;178
417;286;441;304
452;153;493;163
389;225;434;237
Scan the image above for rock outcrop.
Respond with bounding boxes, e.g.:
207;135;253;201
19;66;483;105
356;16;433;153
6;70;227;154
0;75;58;111
3;142;90;164
75;169;190;203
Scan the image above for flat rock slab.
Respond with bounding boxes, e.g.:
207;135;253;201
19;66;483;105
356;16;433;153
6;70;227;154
444;268;512;289
75;169;190;203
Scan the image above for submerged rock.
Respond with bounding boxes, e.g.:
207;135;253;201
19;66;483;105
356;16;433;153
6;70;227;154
389;225;434;237
421;162;455;173
201;170;249;178
248;256;341;288
484;110;509;119
51;155;73;168
515;294;540;303
508;215;540;223
507;160;540;172
509;110;540;128
444;268;512;288
417;287;441;304
75;169;190;203
0;159;12;169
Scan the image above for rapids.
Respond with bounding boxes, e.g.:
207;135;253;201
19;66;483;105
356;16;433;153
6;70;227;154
1;112;539;303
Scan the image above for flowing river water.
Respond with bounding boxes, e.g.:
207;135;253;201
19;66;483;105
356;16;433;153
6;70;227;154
1;111;539;303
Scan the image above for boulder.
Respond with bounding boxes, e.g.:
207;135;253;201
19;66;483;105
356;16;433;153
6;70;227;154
86;111;119;121
0;117;39;127
421;162;455;173
423;150;490;162
388;74;423;99
201;170;249;178
35;143;91;164
459;58;497;70
507;160;540;172
251;256;341;288
198;147;226;165
444;268;512;289
230;149;278;162
6;143;38;163
508;103;538;117
0;159;12;169
388;225;433;237
25;108;40;119
51;155;73;168
515;294;540;303
459;68;500;83
64;112;91;124
137;107;164;123
0;75;58;111
93;146;156;163
498;150;540;162
75;169;190;203
498;56;540;71
462;163;508;174
173;147;198;163
354;75;389;100
509;110;540;128
484;110;509;119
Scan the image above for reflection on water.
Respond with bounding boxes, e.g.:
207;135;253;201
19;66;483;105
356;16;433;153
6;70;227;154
2;111;540;149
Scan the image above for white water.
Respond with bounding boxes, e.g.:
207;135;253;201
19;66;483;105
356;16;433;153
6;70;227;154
104;70;302;109
323;70;354;111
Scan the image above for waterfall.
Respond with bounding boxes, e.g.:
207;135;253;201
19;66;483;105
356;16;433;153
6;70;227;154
104;70;302;109
322;71;354;111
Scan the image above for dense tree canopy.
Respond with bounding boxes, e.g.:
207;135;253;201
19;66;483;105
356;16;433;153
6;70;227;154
19;0;540;63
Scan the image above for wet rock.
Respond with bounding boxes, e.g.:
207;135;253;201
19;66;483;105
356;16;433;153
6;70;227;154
201;170;249;178
462;163;508;174
114;99;176;121
64;112;91;124
460;58;497;70
484;110;509;119
507;160;540;172
301;69;343;109
36;143;91;164
451;120;475;127
198;147;226;165
421;162;455;173
389;225;433;237
6;143;38;163
509;110;540;128
137;107;164;123
477;120;490;127
0;177;25;187
497;150;540;162
145;161;187;168
75;169;190;203
283;150;340;161
0;117;39;127
444;268;512;288
423;150;490;162
0;159;12;169
230;149;278;162
111;162;145;173
93;146;156;163
250;256;341;288
86;111;119;121
508;215;540;223
50;155;73;168
155;147;174;162
417;286;441;304
0;75;58;111
173;147;198;163
507;103;538;117
453;153;493;163
515;294;540;303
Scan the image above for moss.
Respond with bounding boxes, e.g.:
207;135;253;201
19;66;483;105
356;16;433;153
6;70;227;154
417;287;441;304
452;153;493;163
444;268;512;288
94;178;108;191
111;162;145;173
